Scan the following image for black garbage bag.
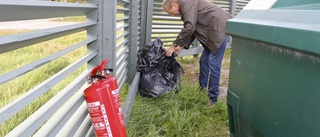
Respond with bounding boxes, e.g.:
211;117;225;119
137;38;182;98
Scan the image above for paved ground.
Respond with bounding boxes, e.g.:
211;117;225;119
0;18;79;30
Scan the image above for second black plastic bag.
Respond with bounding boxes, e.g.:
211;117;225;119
137;38;182;98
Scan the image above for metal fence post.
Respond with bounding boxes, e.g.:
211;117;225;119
145;0;154;44
102;0;117;73
140;0;154;46
230;0;237;17
140;1;147;46
192;39;200;58
87;0;102;69
228;0;236;49
128;0;140;82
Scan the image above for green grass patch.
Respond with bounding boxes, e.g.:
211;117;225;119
121;51;231;137
122;82;229;137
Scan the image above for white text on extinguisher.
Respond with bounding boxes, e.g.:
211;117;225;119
87;101;113;137
101;104;113;137
112;89;125;126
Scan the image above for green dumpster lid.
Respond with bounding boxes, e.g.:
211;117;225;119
226;0;320;55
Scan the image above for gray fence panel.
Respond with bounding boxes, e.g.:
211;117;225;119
0;22;96;54
236;0;251;13
33;81;89;136
116;0;130;91
55;102;89;136
74;114;93;137
1;52;96;127
86;0;101;68
6;70;89;137
0;0;97;22
0;0;100;136
85;126;95;137
123;72;140;126
0;37;96;85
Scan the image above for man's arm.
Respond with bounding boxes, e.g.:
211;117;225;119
166;35;195;57
173;0;199;47
181;35;195;49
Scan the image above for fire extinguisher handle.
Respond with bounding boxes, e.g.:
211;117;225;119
89;59;110;77
97;59;110;72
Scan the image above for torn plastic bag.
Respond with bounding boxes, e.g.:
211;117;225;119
137;38;182;98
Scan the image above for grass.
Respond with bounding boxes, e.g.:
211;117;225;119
122;50;231;137
123;90;230;137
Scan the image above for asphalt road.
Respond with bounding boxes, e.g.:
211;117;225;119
0;18;79;30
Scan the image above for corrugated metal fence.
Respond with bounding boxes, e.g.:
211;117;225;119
0;0;249;136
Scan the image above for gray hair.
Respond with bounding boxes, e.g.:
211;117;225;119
162;0;179;13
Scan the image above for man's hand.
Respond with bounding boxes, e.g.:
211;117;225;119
174;46;182;54
165;44;176;57
166;44;182;57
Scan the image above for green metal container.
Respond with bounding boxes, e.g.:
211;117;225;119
226;0;320;136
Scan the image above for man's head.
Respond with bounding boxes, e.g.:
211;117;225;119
162;0;180;16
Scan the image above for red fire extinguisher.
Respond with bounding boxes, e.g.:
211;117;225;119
84;59;127;137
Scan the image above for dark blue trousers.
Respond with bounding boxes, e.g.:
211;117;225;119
199;36;229;103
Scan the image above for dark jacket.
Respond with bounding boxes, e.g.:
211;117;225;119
173;0;232;55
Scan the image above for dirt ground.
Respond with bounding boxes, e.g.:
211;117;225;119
180;57;230;97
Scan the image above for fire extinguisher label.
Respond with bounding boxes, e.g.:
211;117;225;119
111;89;125;126
87;101;113;137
